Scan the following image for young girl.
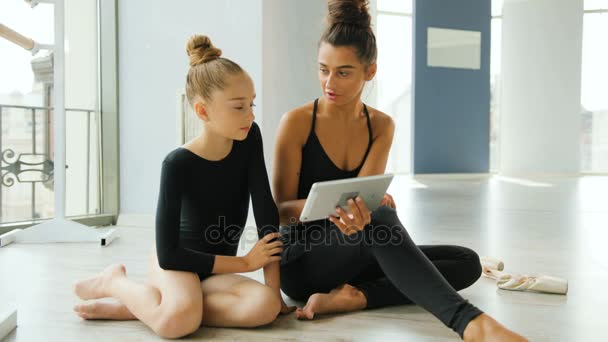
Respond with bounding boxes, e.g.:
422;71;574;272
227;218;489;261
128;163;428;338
73;35;294;338
273;1;527;341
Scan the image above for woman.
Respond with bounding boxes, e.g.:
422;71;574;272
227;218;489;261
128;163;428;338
272;1;527;341
73;35;294;338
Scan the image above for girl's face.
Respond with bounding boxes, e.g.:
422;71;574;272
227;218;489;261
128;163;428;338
318;42;376;106
195;72;256;141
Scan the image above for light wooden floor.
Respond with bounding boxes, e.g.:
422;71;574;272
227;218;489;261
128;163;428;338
1;174;607;341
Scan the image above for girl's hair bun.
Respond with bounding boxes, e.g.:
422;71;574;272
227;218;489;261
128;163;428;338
186;34;222;67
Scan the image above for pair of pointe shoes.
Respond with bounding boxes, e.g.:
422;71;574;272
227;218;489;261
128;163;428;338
480;257;568;295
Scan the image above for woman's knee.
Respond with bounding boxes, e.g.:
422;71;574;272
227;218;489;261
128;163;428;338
280;267;312;302
153;302;203;339
370;205;398;225
280;285;309;304
461;247;482;286
365;206;412;248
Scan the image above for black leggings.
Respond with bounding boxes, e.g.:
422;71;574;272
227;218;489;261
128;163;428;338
279;206;483;338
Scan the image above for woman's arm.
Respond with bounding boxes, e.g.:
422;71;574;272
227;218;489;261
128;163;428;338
272;110;309;225
357;111;395;177
275;199;306;226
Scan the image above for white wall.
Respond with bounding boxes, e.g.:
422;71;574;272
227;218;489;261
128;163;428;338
118;0;376;215
260;0;326;175
499;0;583;175
118;0;263;214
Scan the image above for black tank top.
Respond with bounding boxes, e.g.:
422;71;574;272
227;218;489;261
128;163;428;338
296;98;373;199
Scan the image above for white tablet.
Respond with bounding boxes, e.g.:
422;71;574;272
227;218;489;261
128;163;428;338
299;174;394;222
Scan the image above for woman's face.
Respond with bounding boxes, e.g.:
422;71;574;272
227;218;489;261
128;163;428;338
195;72;256;141
318;42;376;106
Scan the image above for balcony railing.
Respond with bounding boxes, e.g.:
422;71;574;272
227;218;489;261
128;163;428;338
0;104;101;225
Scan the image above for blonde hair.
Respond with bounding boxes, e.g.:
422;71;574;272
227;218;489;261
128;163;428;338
185;35;243;105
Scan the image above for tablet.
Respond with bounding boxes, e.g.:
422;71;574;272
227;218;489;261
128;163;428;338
299;174;394;222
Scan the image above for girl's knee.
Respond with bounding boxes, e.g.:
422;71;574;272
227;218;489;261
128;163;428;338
237;284;281;327
253;285;281;324
154;302;202;338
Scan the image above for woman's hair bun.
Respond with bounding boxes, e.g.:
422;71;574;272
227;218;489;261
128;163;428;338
186;34;222;67
327;0;371;28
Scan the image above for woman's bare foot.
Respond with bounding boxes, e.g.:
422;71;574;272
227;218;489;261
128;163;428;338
73;301;136;320
295;284;367;320
73;264;127;300
463;313;528;342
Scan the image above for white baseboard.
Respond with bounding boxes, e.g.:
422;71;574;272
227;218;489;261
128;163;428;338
0;306;17;341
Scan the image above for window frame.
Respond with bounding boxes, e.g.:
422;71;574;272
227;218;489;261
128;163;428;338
0;0;118;235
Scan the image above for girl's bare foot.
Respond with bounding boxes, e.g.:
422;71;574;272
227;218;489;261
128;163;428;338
295;284;367;320
463;313;528;342
73;301;136;320
73;264;127;300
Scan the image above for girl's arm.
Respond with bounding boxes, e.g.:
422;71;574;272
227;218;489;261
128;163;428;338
248;122;295;313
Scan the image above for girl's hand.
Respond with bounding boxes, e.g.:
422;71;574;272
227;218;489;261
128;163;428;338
243;232;282;272
328;196;371;236
380;193;396;209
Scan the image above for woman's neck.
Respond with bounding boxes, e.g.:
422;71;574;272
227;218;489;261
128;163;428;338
188;125;233;161
321;96;365;121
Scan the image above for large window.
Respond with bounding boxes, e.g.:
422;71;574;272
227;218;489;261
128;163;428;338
0;0;116;228
581;1;608;172
490;0;608;174
375;0;413;174
0;2;54;224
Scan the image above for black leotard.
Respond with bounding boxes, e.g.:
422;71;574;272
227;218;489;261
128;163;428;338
296;98;373;199
155;122;278;280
